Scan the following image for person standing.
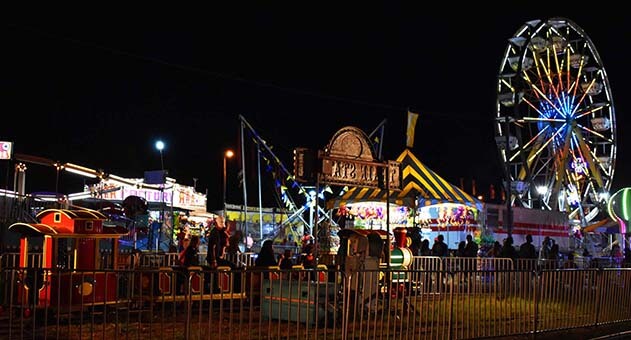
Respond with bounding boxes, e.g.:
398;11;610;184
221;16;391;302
461;234;479;279
489;241;502;257
419;239;431;256
464;234;479;258
255;239;277;267
181;235;200;267
301;238;314;256
431;234;449;257
226;230;243;264
206;216;230;269
499;236;517;259
539;236;552;262
408;227;423;256
177;235;200;294
518;234;537;259
519;234;537;265
278;249;294;270
517;234;537;271
245;233;254;252
456;241;467;257
548;242;560;269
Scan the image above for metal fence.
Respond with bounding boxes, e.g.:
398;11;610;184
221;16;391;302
1;251;259;272
1;256;631;339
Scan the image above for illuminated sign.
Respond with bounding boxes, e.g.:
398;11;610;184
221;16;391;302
0;141;13;160
320;157;400;189
293;147;317;182
94;181;206;211
318;126;401;189
323;158;377;184
571;158;587;175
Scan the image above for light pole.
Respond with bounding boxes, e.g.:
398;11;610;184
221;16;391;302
155;140;165;251
505;115;512;239
54;162;63;208
223;149;234;218
155;140;165;171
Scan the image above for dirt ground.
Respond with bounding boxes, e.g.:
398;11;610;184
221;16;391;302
480;321;631;340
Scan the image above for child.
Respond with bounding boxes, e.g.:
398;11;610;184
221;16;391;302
279;249;294;270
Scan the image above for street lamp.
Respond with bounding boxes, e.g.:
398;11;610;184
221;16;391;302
223;149;234;218
155;140;166;251
155;140;165;170
54;162;64;208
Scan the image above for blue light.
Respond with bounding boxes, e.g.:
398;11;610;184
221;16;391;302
537;92;578;148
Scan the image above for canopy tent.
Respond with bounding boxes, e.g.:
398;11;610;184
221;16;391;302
326;149;483;210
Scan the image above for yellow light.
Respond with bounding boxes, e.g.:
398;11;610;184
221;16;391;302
225;150;234;158
64;167;97;178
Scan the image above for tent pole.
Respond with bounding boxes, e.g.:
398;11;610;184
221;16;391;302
314;179;320;261
240;121;248;233
386;163;390;271
413;195;418;228
257;144;264;243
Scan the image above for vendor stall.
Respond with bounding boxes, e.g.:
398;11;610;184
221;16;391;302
327;149;483;250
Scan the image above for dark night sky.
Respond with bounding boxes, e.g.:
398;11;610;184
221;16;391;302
1;9;629;212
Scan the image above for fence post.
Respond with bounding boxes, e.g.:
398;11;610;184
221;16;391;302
341;272;350;340
185;271;193;340
533;268;539;335
594;269;603;327
448;271;454;340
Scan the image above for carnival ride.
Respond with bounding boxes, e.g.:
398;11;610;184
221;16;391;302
7;208;128;313
237;115;342;246
495;17;616;229
4;206;246;317
4;152;211;252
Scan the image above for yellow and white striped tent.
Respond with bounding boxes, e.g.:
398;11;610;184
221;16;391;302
326;149;482;210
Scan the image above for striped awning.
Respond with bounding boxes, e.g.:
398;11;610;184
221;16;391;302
326;149;483;210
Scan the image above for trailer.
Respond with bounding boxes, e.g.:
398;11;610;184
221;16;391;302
483;203;572;252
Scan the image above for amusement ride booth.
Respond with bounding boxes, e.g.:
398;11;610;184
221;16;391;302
328;148;483;252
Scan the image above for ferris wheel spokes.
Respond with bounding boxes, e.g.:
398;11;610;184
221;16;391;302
496;17;616;226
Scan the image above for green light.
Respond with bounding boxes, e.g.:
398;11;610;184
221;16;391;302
623;188;630;220
608;187;631;221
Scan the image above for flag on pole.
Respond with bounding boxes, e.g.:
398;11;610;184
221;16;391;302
237;169;244;188
406;110;419;148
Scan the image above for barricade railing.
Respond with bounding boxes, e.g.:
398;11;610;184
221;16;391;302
1;252;44;269
224;252;256;268
2;261;631;339
138;252;181;268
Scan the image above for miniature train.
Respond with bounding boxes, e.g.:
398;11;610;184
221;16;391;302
8;208;128;312
337;227;414;272
5;207;246;315
5;207;422;319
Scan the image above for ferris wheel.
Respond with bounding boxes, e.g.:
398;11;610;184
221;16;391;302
495;17;616;227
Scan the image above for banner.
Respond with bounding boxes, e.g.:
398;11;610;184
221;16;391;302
0;141;13;160
406;111;419;148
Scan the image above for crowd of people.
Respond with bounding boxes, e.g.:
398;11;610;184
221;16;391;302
408;232;631;269
176;216;317;271
176;221;631;275
172;224;631;296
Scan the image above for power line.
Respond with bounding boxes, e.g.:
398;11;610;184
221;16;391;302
8;24;406;112
7;24;488;122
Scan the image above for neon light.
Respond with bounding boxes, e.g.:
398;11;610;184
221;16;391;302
570;158;587;175
528;124;566;163
623;188;629;220
64;167;97;178
617;217;626;235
